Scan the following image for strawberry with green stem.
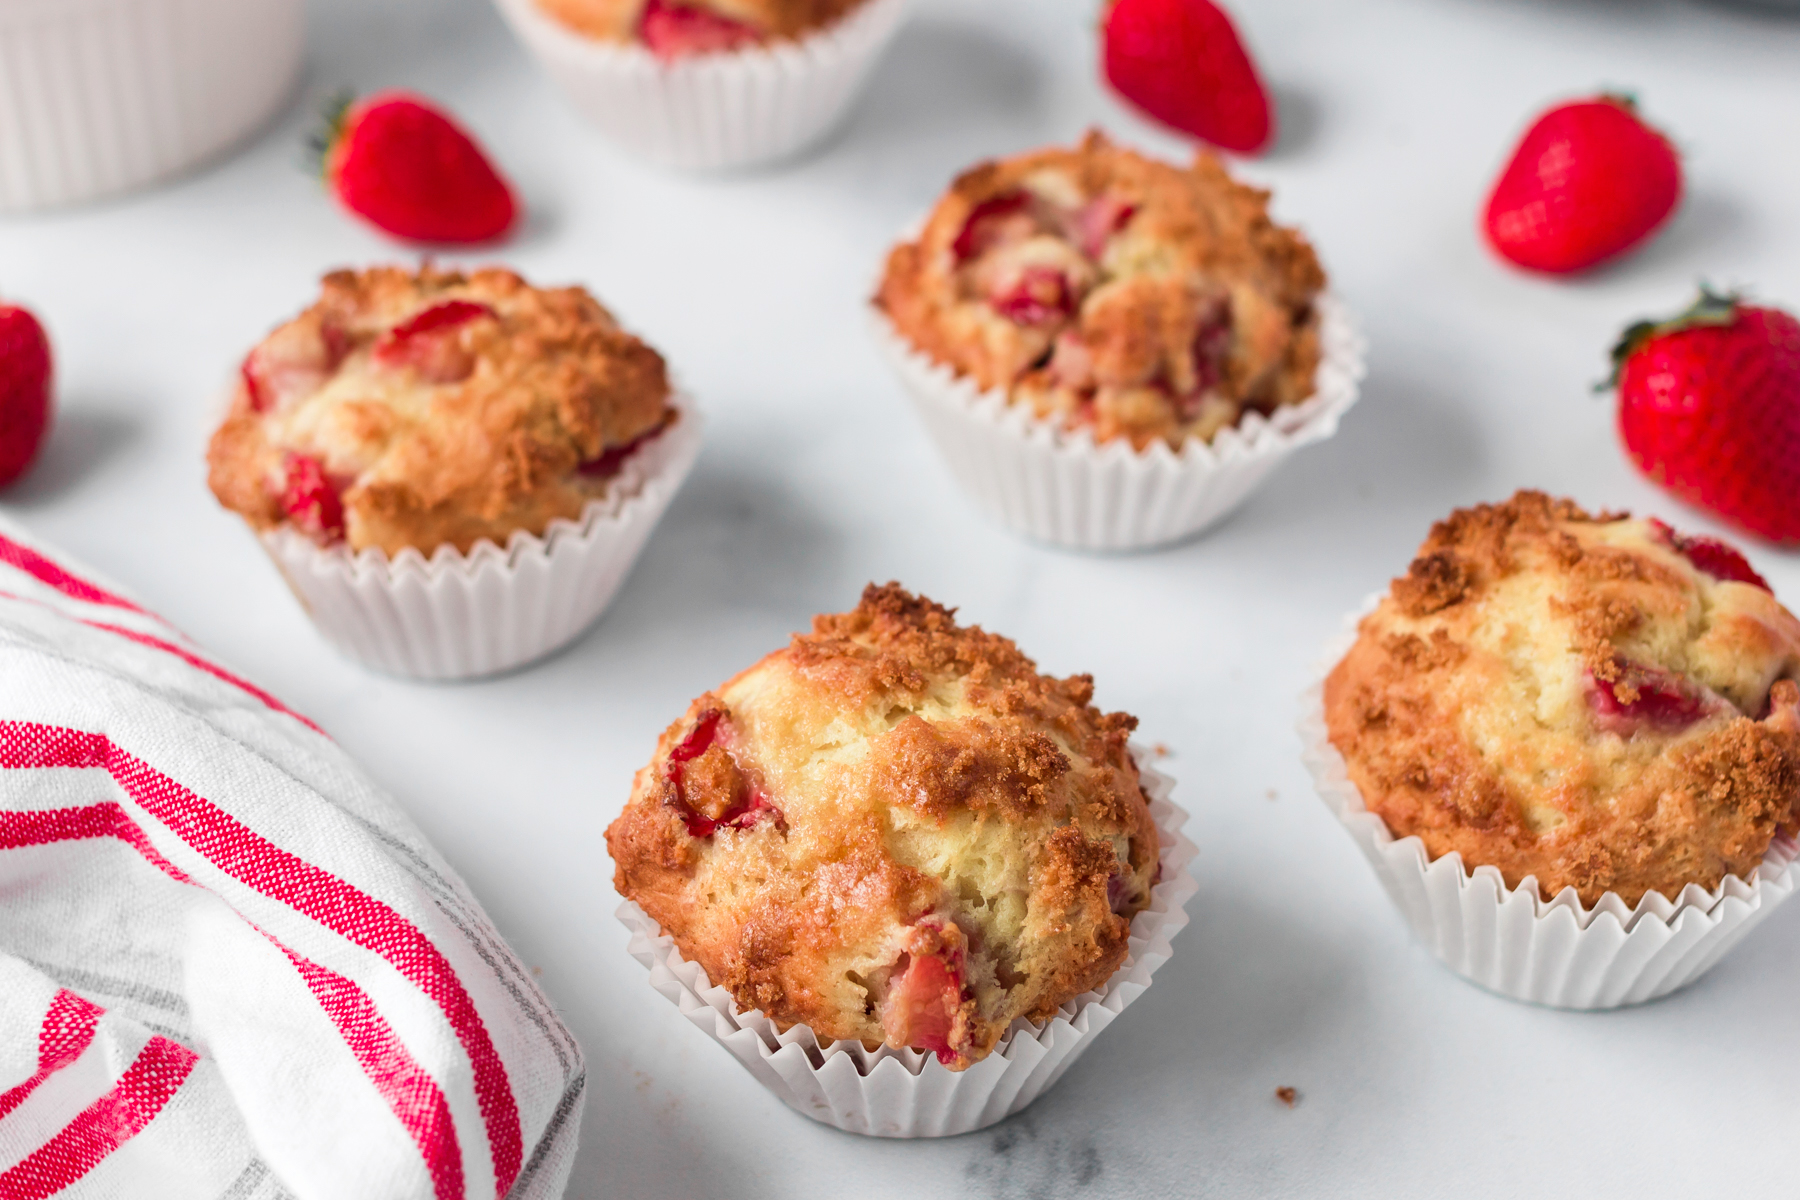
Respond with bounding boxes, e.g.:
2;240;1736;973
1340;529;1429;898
313;91;518;245
1608;288;1800;544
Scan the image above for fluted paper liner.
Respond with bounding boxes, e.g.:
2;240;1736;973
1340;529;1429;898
0;0;303;212
491;0;906;171
871;294;1364;551
1302;597;1800;1009
261;399;702;681
618;747;1197;1137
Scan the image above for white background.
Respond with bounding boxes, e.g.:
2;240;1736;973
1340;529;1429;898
4;0;1800;1195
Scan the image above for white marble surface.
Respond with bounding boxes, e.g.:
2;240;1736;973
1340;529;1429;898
3;0;1800;1194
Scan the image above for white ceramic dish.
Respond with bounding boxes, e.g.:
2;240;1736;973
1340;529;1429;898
0;0;303;212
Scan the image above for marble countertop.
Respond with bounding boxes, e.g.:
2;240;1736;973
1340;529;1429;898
3;0;1799;1194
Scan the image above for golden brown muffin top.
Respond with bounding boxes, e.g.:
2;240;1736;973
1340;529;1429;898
875;130;1327;450
606;584;1162;1069
535;0;863;44
206;265;673;557
1325;490;1800;906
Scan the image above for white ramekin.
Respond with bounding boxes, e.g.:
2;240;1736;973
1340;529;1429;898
1301;600;1800;1009
261;400;702;681
871;294;1365;552
0;0;304;213
489;0;906;171
618;747;1197;1137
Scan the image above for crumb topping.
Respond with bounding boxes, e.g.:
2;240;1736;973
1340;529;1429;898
876;130;1327;450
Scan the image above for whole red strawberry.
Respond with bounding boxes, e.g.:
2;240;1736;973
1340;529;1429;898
0;305;52;488
319;91;517;244
1611;289;1800;544
1102;0;1272;155
1484;95;1681;275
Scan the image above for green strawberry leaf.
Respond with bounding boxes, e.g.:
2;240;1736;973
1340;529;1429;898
1602;285;1740;391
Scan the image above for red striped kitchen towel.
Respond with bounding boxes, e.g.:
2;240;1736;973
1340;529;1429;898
0;517;583;1200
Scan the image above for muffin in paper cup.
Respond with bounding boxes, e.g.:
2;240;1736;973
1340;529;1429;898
0;0;303;213
617;749;1196;1137
872;294;1363;552
263;398;701;681
208;265;699;681
490;0;906;171
870;132;1364;552
1305;577;1800;1010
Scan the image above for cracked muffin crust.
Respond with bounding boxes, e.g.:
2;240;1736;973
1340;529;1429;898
1325;490;1800;907
875;130;1326;450
606;584;1161;1069
207;265;675;558
534;0;864;56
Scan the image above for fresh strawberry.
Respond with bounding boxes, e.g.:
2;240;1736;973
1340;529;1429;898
1611;290;1800;544
0;305;52;488
1483;95;1681;275
318;91;517;244
640;0;760;59
1101;0;1273;155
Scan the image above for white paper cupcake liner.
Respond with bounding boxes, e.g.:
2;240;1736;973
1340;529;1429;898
871;294;1365;551
1300;598;1800;1009
0;0;303;213
490;0;906;171
261;399;702;681
618;746;1197;1137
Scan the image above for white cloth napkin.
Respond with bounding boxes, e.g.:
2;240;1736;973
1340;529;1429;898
0;517;583;1199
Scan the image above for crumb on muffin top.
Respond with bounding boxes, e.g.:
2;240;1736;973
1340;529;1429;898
875;129;1327;451
206;265;674;557
534;0;864;55
605;583;1162;1069
1325;490;1800;907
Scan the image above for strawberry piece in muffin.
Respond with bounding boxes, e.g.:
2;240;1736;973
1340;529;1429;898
606;584;1161;1069
877;130;1325;450
242;314;350;414
207;265;676;557
1325;491;1800;906
280;455;348;541
534;0;867;53
640;0;759;57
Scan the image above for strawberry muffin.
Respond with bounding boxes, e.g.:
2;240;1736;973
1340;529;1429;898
207;264;676;558
876;130;1327;450
534;0;865;57
1325;491;1800;907
607;584;1162;1069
